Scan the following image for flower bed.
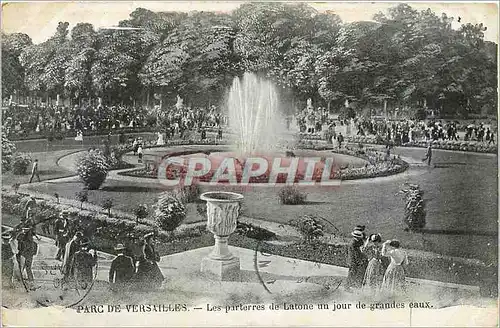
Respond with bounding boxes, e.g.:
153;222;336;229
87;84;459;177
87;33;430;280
341;135;497;153
121;140;408;182
295;141;409;180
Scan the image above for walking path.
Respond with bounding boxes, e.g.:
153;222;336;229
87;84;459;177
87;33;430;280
3;227;490;311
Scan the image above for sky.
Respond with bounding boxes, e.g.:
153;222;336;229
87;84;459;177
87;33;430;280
1;1;498;43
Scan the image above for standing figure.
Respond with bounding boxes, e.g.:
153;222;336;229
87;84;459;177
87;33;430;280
2;232;15;288
217;127;223;143
132;138;138;155
337;132;344;149
361;234;384;292
29;159;41;183
489;131;495;145
72;242;97;289
422;143;432;166
109;244;135;292
156;132;165;146
331;133;338;150
54;210;70;260
137;144;143;163
16;227;38;288
345;230;368;290
381;240;408;294
75;130;83;142
134;233;164;291
62;231;84;279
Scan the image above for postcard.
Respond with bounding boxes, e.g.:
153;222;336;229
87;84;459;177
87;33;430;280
1;1;498;326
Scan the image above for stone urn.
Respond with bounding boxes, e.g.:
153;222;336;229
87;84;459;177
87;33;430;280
200;191;243;281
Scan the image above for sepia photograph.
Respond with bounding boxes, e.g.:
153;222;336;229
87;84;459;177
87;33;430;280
1;1;498;326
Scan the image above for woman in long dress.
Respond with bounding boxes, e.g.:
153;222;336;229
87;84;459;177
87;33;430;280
361;234;384;292
345;231;367;290
381;239;408;294
134;233;163;291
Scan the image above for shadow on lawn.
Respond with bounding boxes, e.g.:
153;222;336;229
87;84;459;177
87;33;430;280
301;200;334;205
417;228;498;237
100;185;163;193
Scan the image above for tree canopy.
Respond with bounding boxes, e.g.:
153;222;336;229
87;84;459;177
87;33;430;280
2;3;497;117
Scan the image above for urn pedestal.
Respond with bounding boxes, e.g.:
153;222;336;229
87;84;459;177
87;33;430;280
200;191;243;281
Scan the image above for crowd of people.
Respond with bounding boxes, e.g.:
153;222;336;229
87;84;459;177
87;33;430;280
346;225;408;295
2;102;226;140
2;201;165;292
355;119;495;145
293;101;496;146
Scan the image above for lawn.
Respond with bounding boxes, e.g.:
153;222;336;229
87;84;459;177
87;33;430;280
2;149;78;187
15;139;499;268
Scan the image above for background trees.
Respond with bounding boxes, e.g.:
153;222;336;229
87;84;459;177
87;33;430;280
2;3;497;118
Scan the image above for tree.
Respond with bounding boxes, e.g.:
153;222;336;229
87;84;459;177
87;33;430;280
20;22;71;98
64;23;97;100
102;198;113;216
140;11;239;106
76;190;89;209
2;33;32;96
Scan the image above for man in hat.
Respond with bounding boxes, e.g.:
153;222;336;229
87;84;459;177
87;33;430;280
345;230;368;291
16;227;38;287
354;225;366;240
62;231;85;279
109;243;135;292
2;231;15;288
56;230;70;262
72;241;97;289
54;210;70;258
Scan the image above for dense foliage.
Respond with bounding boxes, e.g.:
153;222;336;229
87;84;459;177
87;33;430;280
76;151;110;189
2;131;17;171
11;153;31;175
2;3;497;117
134;204;149;224
399;183;427;230
289;214;325;243
278;186;307;205
154;192;186;231
172;184;201;204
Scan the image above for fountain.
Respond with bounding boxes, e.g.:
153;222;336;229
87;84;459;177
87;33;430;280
200;73;287;280
227;72;287;154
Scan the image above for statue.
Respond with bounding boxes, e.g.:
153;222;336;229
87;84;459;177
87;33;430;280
175;95;183;110
156;131;165;146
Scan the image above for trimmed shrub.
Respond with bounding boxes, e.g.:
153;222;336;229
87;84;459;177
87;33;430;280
289;214;325;243
134;204;149;224
173;184;201;204
399;183;426;230
154;192;186;232
278;186;307;205
12;153;31;175
76;151;110;189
